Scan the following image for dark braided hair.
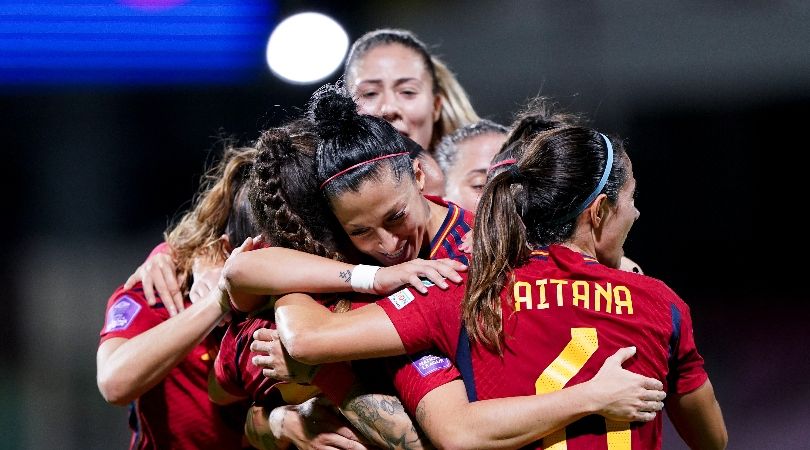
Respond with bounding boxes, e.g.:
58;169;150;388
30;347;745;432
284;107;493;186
249;119;347;263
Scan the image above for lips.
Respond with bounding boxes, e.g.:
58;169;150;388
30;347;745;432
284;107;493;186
380;245;408;264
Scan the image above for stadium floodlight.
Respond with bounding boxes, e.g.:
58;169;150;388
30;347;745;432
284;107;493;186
266;12;349;84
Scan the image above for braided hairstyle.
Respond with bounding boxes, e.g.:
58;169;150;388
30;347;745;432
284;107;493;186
249;119;347;262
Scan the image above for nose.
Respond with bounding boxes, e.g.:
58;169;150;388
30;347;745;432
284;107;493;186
380;92;401;122
377;229;401;254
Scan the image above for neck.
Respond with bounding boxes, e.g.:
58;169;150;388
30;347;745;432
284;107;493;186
424;197;449;246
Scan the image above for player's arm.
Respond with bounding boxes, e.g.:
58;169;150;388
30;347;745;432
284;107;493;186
96;286;230;406
250;327;432;449
666;379;727;450
244;405;291;450
223;245;465;312
274;293;407;365
414;347;665;450
207;368;247;406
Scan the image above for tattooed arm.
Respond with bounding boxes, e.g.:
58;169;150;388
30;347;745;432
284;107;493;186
340;384;434;450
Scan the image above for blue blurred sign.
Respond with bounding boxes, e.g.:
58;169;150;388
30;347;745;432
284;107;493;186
0;0;276;85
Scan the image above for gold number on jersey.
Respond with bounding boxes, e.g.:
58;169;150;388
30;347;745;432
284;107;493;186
534;328;631;449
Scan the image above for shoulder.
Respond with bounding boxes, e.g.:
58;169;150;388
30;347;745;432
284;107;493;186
101;284;163;337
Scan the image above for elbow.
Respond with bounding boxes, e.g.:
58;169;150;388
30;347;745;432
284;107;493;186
275;311;325;365
221;255;246;292
278;327;323;366
97;372;135;406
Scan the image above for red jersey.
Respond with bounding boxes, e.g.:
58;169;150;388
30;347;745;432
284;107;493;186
378;245;708;450
215;308;320;407
99;284;247;450
379;196;473;413
424;195;473;266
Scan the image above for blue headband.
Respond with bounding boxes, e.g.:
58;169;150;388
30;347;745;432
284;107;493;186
555;133;614;223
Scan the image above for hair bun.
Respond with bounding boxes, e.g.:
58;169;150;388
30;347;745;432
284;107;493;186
307;83;358;138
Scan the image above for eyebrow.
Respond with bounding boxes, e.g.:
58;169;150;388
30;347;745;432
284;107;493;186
346;203;406;229
356;77;422;87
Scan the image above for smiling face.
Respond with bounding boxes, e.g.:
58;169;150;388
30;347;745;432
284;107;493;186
348;43;441;151
328;164;432;266
595;156;640;269
444;132;506;211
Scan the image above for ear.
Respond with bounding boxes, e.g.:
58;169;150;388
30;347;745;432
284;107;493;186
432;94;442;123
412;157;427;192
587;194;611;232
219;233;234;253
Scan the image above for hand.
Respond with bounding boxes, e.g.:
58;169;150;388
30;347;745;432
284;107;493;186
458;230;473;254
373;258;466;294
124;248;185;316
272;397;370;450
221;234;265;290
251;328;318;383
586;346;666;422
189;259;223;304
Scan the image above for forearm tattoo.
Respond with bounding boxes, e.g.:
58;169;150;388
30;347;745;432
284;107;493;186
339;269;352;284
245;407;280;450
342;386;434;450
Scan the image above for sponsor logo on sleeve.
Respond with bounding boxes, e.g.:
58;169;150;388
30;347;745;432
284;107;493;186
388;288;415;310
411;352;452;377
104;296;142;332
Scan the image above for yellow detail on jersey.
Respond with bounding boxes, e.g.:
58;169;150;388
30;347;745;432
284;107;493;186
535;328;598;449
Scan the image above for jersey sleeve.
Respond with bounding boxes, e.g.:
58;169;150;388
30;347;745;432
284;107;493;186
99;287;163;343
213;325;248;399
386;351;461;415
376;281;463;356
670;301;709;395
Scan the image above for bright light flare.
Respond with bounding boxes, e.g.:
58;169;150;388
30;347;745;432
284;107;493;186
266;12;349;84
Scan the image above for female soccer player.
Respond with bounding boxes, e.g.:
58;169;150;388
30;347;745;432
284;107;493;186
434;119;509;211
343;28;480;196
270;124;727;449
96;146;258;449
227;92;669;449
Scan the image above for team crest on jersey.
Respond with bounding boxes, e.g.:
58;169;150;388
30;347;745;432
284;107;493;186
388;288;415;310
411;352;451;377
105;296;141;332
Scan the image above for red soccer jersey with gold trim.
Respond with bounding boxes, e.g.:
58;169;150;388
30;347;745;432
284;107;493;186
99;284;247;450
378;245;708;450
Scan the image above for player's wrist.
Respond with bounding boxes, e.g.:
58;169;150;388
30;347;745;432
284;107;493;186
350;264;381;294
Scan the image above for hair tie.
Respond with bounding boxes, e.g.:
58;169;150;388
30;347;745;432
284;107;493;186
487;158;517;174
320;152;409;190
554;133;614;223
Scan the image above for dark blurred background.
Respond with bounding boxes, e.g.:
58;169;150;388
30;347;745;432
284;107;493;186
1;1;808;448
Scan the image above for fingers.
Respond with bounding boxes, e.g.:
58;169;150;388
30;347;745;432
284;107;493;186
640;376;664;392
254;327;277;343
431;259;465;283
140;268;158;307
123;272;138;290
158;257;184;314
634;411;657;423
250;337;276;354
252;354;275;370
407;274;428;294
609;346;637;364
419;266;447;289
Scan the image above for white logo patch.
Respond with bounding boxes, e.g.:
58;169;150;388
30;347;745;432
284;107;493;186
388;288;415;310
